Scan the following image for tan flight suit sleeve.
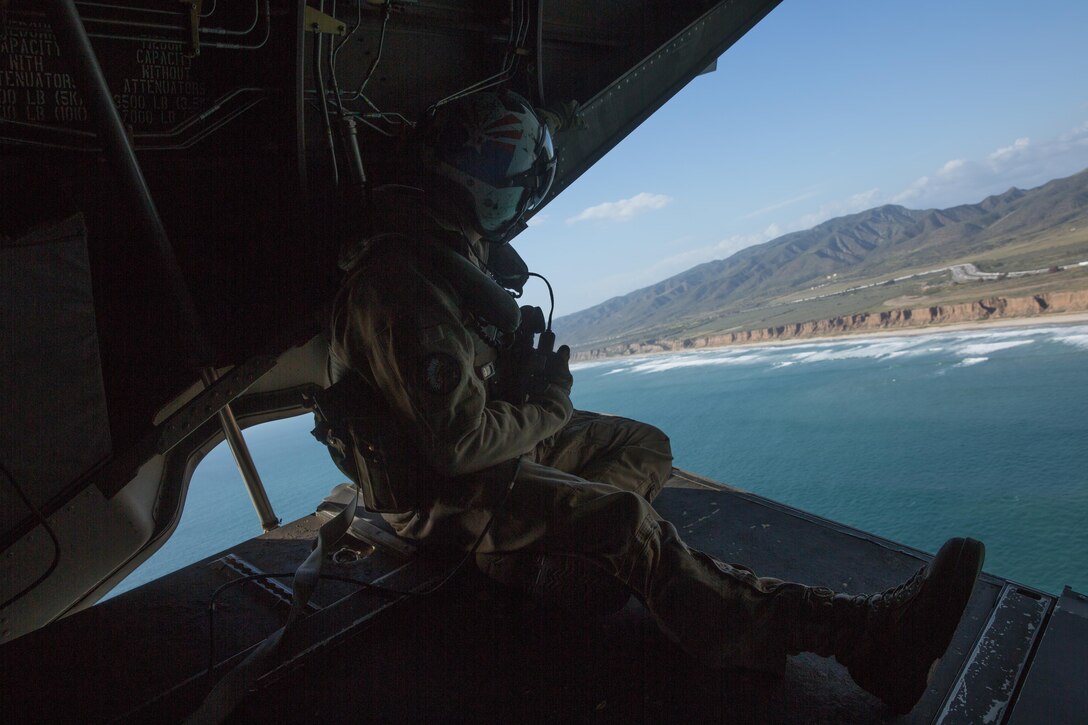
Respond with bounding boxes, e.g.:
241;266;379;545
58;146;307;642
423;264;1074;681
338;251;573;477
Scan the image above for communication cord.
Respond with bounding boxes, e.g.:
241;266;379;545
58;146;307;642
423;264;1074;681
527;271;555;330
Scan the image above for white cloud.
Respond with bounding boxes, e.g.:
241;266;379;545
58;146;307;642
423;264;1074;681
988;137;1030;162
664;225;783;271
526;213;549;227
892;123;1088;208
794;188;882;229
589;224;784;303
726;124;1088;253
559;121;1088;314
939;158;966;174
665;234;695;247
892;176;928;204
742;189;819;219
566;192;672;223
597;185;886;299
1057;120;1088;143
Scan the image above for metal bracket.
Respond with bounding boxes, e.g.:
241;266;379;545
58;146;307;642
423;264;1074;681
179;0;203;57
156;355;278;454
316;484;418;558
215;554;321;614
348;516;416;558
303;5;346;35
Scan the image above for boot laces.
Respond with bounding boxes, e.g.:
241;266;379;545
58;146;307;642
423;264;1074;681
781;565;928;660
861;564;926;612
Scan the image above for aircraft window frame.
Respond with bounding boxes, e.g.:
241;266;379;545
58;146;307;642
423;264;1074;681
103;407;346;600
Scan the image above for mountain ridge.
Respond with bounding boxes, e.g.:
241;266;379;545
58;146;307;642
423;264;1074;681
554;169;1088;350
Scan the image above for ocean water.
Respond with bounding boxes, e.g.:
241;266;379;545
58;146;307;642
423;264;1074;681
109;323;1088;599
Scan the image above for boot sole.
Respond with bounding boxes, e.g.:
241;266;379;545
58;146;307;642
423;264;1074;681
853;537;986;714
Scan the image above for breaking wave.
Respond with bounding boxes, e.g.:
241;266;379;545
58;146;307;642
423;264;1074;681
627;352;770;374
954;339;1035;356
1053;332;1088;350
570;359;621;372
574;323;1088;375
788;342;919;362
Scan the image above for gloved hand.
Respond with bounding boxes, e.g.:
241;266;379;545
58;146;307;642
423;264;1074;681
544;344;573;394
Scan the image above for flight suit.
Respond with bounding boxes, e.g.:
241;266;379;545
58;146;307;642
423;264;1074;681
330;234;795;670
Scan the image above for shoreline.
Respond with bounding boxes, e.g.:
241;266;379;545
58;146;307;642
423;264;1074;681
569;311;1088;365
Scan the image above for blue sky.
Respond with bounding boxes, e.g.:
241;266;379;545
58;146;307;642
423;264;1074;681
515;0;1088;318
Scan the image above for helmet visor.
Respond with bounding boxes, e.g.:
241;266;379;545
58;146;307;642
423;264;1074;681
504;123;556;216
527;125;556;211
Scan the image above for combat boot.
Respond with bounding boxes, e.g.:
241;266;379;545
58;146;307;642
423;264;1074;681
779;537;985;713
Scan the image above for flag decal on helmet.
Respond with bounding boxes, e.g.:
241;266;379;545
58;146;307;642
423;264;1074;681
484;114;526;147
425;90;557;240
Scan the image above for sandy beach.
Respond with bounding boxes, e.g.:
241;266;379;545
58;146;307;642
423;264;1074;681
571;311;1088;364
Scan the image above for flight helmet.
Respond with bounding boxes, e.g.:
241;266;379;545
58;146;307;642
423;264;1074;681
423;90;556;242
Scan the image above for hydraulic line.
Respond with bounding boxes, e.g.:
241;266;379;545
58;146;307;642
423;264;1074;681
312;3;340;187
429;0;529;112
81;0;272;50
353;2;391;98
198;0;260;36
75;0;218;18
328;27;345;117
331;0;362;79
70;0;261;41
535;0;545;107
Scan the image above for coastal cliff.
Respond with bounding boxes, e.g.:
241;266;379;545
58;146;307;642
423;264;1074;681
572;290;1088;361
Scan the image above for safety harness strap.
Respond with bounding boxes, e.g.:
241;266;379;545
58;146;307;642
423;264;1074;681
185;487;359;724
